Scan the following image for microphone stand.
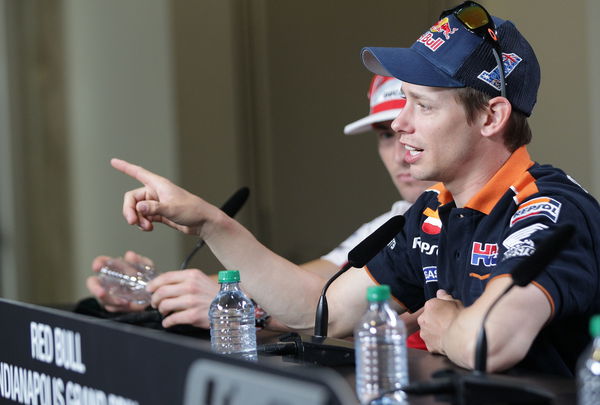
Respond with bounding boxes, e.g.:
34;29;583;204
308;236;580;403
314;262;353;337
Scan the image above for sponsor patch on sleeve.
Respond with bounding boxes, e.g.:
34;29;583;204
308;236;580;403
423;266;438;283
501;223;548;260
510;197;562;227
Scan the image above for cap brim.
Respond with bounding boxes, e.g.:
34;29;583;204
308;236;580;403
362;47;463;88
344;109;401;135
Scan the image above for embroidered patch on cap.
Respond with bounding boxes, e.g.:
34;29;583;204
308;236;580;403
510;197;562;227
478;53;522;91
430;17;458;40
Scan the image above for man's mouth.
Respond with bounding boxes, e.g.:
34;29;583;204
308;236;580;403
405;144;424;156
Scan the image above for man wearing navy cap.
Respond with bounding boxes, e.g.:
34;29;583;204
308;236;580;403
105;2;599;376
360;1;600;376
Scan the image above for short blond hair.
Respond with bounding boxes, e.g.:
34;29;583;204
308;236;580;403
454;87;532;152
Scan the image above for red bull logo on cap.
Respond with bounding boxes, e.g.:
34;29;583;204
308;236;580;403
430;17;458;40
417;17;458;52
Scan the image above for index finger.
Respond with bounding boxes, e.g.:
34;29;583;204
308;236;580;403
111;158;164;187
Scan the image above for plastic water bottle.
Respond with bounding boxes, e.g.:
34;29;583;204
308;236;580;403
577;314;600;405
355;285;408;405
209;270;257;361
98;258;157;305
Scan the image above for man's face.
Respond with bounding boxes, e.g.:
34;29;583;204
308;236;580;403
374;121;434;204
390;83;481;187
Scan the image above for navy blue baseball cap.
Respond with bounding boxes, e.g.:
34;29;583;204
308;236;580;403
361;12;540;116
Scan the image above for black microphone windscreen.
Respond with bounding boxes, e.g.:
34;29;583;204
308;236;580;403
511;224;575;287
221;187;250;218
347;215;405;268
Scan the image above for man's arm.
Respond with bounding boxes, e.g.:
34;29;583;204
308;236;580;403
110;158;369;333
419;277;551;372
326;267;407;337
300;259;340;278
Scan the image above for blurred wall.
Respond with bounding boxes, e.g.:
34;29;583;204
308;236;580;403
0;0;598;303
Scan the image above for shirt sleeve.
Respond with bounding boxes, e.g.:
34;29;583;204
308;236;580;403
491;194;599;320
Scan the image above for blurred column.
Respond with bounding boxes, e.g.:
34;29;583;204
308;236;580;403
63;0;179;300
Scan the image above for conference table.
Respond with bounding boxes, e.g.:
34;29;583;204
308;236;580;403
0;298;576;404
256;330;576;405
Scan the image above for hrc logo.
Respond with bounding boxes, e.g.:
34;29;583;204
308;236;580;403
510;197;562;227
470;242;498;267
477;53;522;91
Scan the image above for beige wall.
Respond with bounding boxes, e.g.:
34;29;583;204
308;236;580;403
483;0;592;186
0;0;598;303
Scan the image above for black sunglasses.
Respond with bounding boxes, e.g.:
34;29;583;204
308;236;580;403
440;1;506;97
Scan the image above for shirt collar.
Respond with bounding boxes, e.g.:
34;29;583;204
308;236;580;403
433;146;535;214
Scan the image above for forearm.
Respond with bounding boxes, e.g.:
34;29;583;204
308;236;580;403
202;212;325;331
440;305;481;369
442;304;531;372
441;279;551;372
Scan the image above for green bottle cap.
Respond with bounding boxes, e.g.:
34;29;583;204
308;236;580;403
590;314;600;338
366;285;391;302
218;270;240;283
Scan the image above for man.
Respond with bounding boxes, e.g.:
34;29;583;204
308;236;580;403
87;76;433;336
107;2;600;376
357;1;600;376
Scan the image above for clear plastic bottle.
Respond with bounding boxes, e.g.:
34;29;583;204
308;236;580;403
209;270;257;361
98;258;157;306
577;314;600;405
355;285;408;405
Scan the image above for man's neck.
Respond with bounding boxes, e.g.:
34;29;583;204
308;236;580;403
445;148;512;208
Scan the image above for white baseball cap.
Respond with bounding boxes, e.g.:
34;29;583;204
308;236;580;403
344;75;405;135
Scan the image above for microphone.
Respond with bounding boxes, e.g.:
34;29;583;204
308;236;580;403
179;187;250;269
474;223;575;372
220;187;251;218
401;224;574;405
314;215;405;337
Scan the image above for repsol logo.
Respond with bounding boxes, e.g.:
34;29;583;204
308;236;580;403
412;237;438;255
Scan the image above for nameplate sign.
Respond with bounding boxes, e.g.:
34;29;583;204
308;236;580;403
0;299;356;405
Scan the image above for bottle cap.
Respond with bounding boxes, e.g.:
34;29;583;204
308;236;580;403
218;270;240;283
366;285;391;302
590;314;600;338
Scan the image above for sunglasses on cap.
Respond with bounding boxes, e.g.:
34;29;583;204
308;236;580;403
440;1;506;98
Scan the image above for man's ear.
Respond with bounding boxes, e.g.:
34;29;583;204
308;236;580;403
481;97;512;138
